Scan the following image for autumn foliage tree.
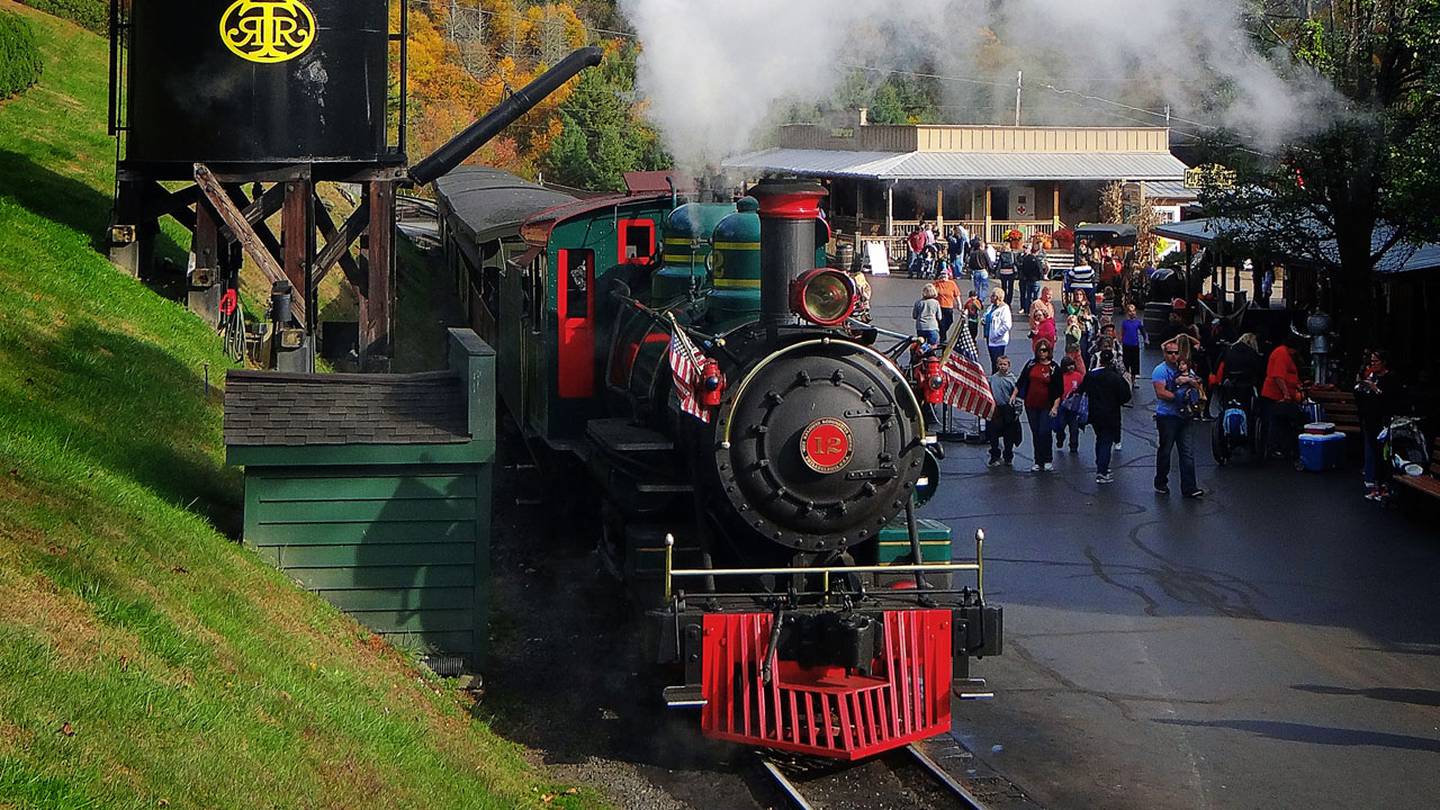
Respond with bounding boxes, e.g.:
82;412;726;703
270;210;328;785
405;0;588;178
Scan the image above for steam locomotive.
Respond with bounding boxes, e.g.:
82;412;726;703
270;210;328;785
437;175;1002;760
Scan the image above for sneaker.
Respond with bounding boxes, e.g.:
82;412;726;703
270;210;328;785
987;458;1002;468
1114;442;1122;452
1043;463;1055;472
1030;464;1043;473
1154;484;1170;495
1183;489;1206;499
1096;473;1114;484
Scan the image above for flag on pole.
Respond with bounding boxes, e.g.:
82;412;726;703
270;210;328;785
940;326;997;419
668;323;710;423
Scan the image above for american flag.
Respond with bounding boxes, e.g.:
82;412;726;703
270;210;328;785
940;327;997;418
669;325;710;423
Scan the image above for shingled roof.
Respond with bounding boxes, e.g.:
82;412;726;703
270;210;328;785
224;370;470;447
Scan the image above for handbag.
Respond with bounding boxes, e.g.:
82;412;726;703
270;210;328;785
1061;390;1090;424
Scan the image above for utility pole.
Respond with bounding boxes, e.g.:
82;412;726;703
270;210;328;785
1015;70;1023;126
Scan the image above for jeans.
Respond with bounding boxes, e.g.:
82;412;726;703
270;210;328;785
917;329;940;349
1026;405;1053;465
1020;281;1040;312
1363;430;1380;485
1057;410;1081;449
999;275;1016;304
1095;426;1120;474
1154;415;1197;492
908;252;923;277
988;344;1005;371
973;270;989;297
988;407;1020;461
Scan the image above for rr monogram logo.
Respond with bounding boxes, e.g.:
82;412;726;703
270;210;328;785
220;0;317;64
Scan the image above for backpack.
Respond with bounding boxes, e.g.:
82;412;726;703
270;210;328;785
1223;406;1248;438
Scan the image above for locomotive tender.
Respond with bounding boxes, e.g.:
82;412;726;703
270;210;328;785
437;175;1003;760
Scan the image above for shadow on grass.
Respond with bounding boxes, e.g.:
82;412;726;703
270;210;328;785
2;319;241;536
0;148;188;269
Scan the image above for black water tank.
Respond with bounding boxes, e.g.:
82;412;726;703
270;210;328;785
125;0;389;164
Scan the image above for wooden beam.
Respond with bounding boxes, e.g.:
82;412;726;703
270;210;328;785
1052;183;1061;228
313;196;368;293
140;182;201;225
281;179;314;329
225;185;284;260
361;180;395;364
219;182;286;242
935;186;944;232
192;163;303;325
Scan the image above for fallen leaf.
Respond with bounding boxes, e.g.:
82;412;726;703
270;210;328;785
158;800;170;808
119;656;130;672
171;566;190;575
59;722;74;737
541;795;555;804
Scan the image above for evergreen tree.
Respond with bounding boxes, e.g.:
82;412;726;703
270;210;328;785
541;42;671;191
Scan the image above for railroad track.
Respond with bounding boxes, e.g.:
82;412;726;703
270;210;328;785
760;744;990;810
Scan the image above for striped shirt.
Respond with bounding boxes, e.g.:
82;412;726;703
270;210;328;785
1067;263;1097;290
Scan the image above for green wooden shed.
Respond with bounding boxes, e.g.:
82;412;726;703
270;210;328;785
224;329;495;671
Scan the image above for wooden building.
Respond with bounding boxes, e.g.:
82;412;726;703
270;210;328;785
224;329;496;672
725;116;1190;262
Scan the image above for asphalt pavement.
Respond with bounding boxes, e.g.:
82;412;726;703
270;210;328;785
868;274;1440;810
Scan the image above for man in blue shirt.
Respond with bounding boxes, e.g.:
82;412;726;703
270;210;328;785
1152;340;1204;498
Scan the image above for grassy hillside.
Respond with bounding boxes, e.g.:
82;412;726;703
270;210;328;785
0;5;596;808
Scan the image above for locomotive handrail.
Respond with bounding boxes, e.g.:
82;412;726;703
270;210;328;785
718;338;928;447
662;530;986;604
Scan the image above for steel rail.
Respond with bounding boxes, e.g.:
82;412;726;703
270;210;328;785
758;755;816;810
906;744;991;810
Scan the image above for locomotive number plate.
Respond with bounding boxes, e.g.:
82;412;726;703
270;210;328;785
800;418;854;474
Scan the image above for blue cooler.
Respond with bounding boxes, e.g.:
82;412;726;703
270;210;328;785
1299;432;1345;472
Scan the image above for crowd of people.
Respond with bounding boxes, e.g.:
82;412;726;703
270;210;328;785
898;222;1420;504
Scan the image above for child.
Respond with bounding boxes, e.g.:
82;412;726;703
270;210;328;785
963;289;984;341
1063;304;1089;376
1120;303;1146;386
1175;357;1207;418
986;355;1022;467
1098;285;1117;326
1050;356;1086;452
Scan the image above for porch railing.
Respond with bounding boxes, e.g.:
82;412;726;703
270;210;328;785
829;218;1062;267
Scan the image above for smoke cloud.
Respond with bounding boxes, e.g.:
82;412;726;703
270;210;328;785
618;0;1341;169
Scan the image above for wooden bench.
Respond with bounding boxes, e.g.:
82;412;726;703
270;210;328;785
1392;436;1440;502
1305;387;1361;437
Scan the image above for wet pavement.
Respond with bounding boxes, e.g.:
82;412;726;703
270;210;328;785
868;275;1440;809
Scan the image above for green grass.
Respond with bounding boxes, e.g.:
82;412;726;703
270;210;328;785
0;5;603;808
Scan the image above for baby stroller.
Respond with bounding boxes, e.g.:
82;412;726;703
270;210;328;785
1211;384;1258;465
1381;416;1430;478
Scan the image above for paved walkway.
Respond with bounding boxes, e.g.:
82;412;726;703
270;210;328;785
868;275;1440;809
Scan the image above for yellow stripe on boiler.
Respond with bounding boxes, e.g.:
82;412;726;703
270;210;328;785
713;241;761;251
713;278;762;289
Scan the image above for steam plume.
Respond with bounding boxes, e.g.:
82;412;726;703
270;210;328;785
618;0;1341;169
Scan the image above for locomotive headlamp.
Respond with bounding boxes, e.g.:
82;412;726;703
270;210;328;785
789;268;857;327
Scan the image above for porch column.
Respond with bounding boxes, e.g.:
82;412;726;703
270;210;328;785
885;182;894;241
1052;184;1061;228
935;186;945;232
984;185;992;243
855;183;863;249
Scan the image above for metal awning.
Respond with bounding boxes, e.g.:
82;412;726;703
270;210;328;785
1155;217;1440;275
723;148;1189;182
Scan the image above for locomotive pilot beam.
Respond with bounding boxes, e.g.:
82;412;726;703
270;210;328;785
108;0;600;369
